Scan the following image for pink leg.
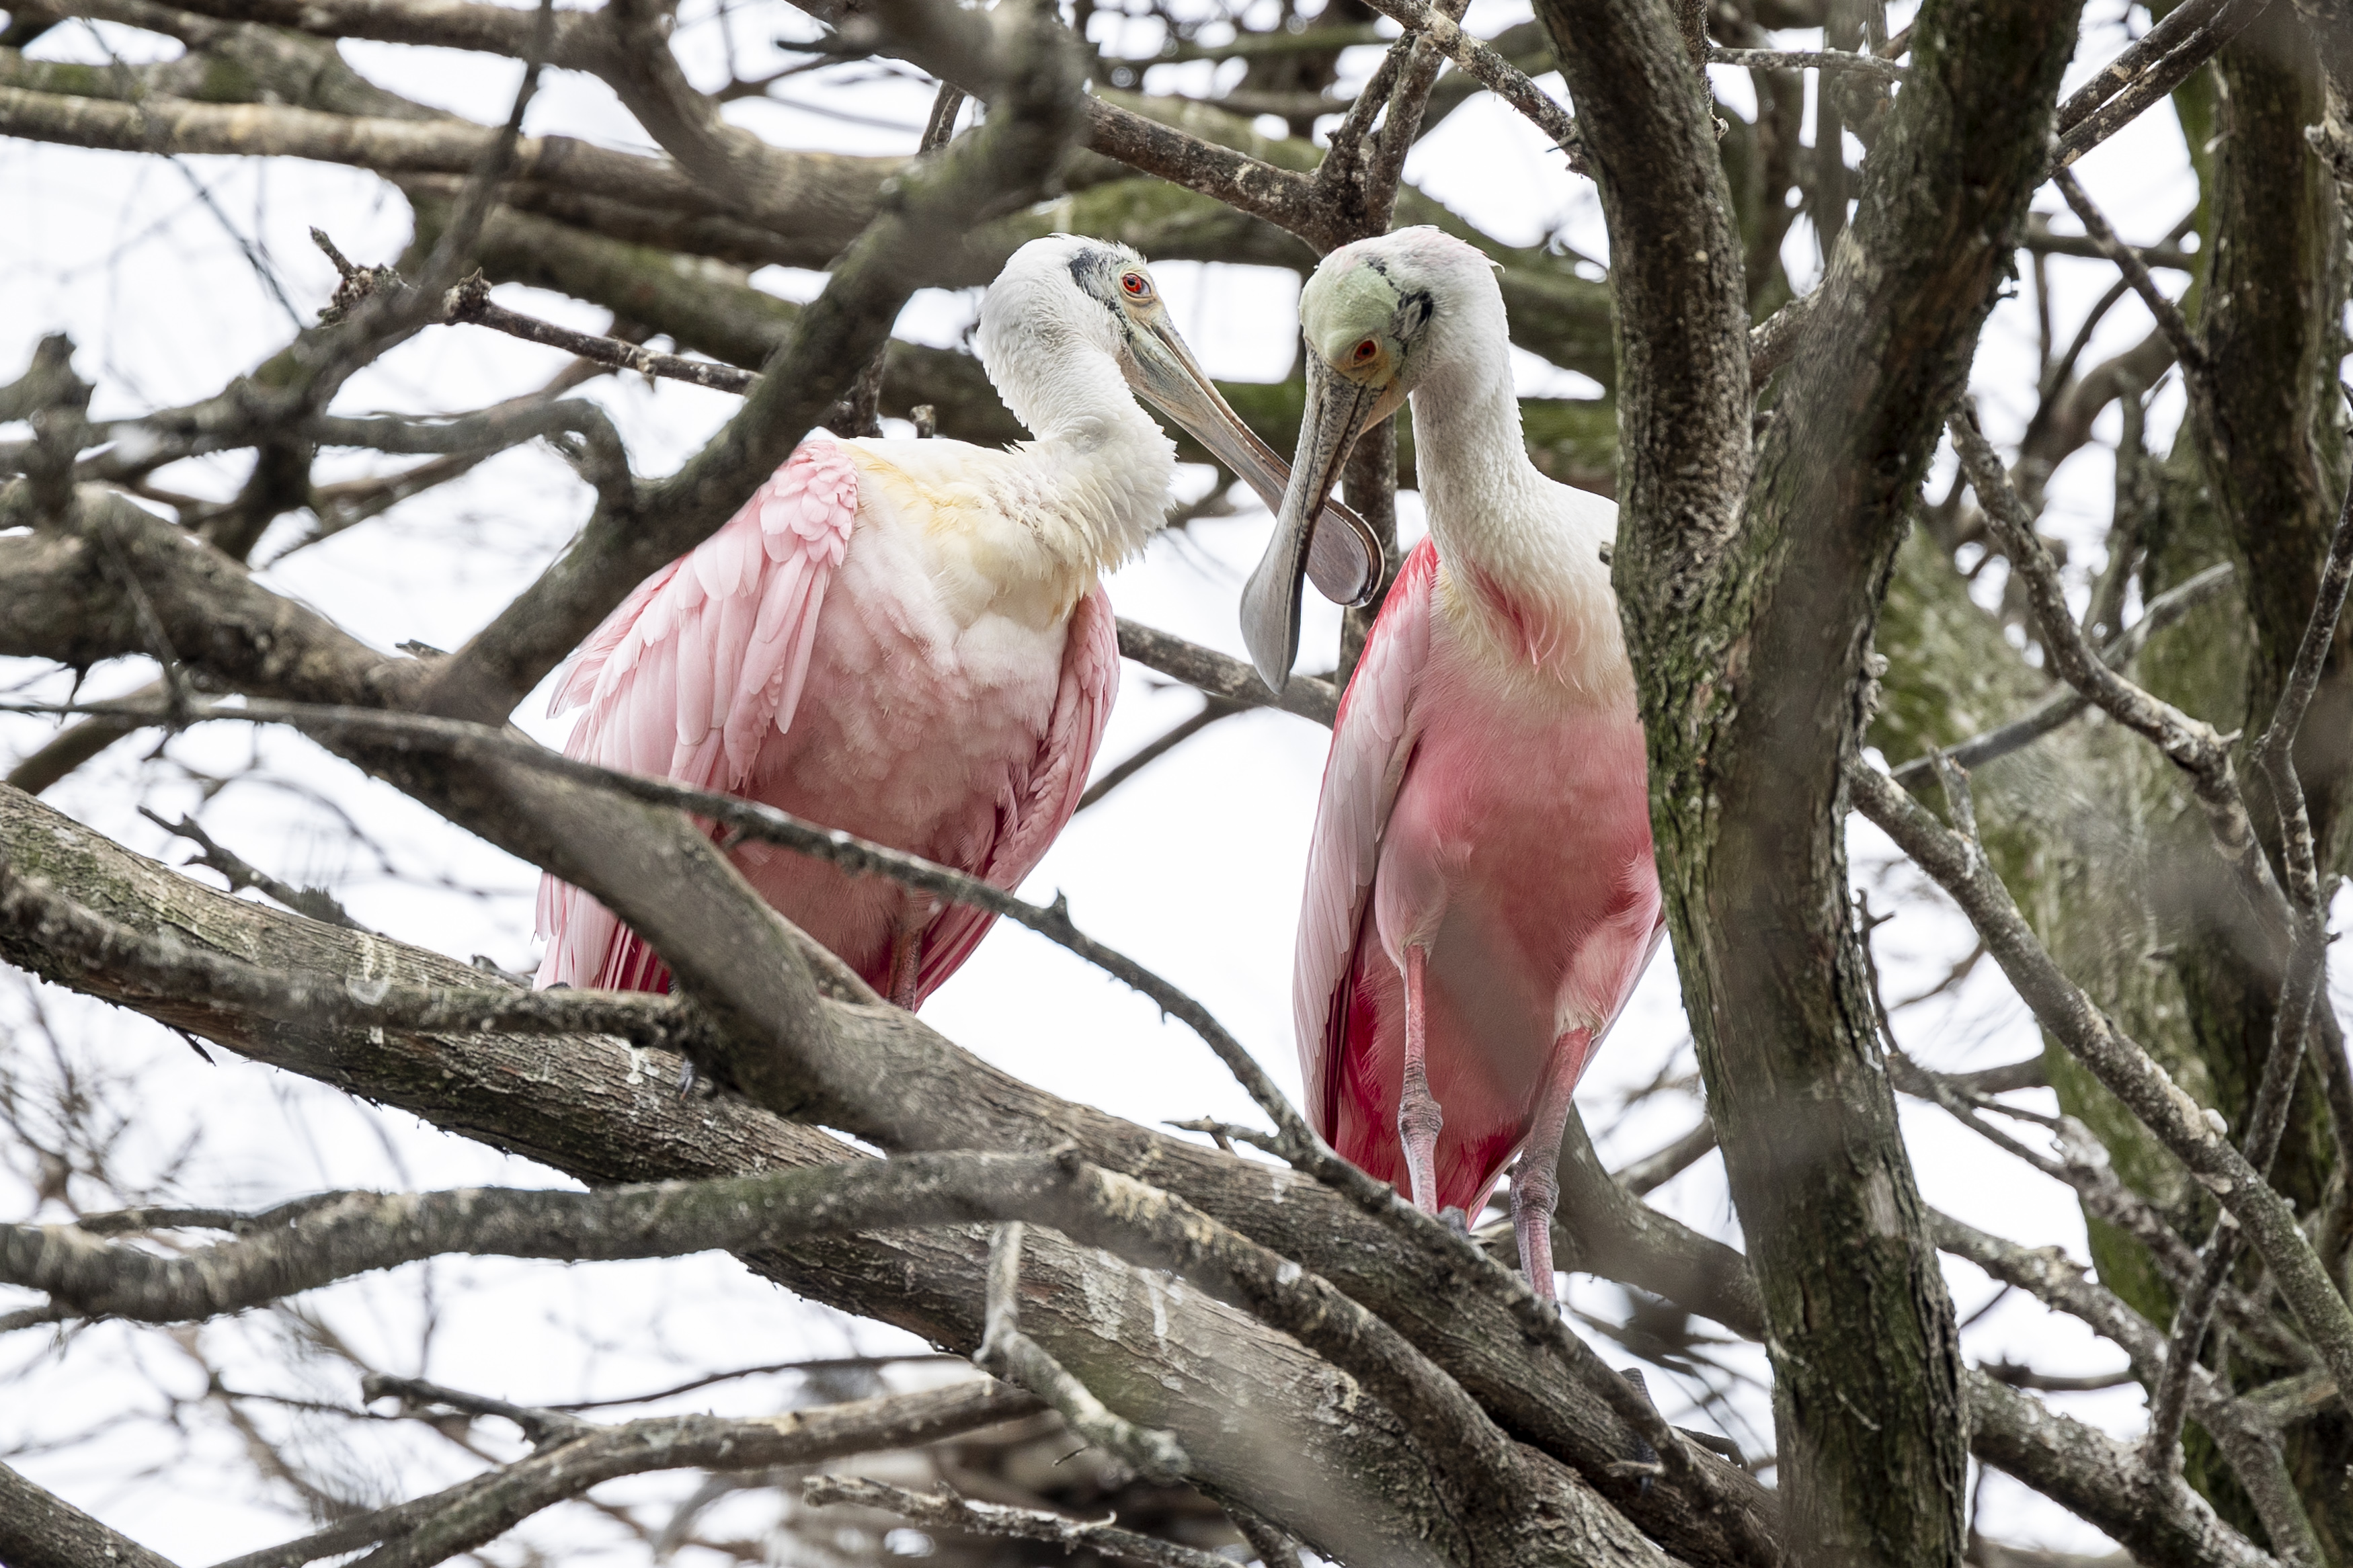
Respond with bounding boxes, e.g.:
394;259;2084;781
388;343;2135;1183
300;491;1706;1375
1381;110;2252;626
886;918;926;1012
1396;943;1445;1216
1511;1030;1591;1305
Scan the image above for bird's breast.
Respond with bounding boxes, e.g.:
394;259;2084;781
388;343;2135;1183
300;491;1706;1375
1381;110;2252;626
1436;544;1629;706
843;446;1103;633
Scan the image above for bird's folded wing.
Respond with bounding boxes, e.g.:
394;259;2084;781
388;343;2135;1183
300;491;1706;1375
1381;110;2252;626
1295;536;1438;1138
914;584;1121;1005
534;439;861;989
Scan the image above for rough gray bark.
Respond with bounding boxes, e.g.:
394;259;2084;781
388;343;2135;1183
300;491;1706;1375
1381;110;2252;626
0;782;1691;1568
1536;1;2083;1563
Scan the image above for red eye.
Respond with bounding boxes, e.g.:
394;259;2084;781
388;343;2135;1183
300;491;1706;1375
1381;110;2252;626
1353;338;1380;364
1120;272;1152;299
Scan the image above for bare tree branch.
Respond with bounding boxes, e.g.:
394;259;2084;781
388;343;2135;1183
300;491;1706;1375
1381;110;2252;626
978;1222;1189;1485
802;1475;1238;1568
2052;0;2270;169
1849;759;2353;1423
1886;561;2237;786
0;780;1765;1568
1950;408;2284;932
0;1460;183;1568
210;1381;1037;1568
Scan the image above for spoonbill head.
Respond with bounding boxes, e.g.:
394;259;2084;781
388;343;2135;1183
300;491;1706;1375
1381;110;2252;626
1242;229;1493;689
984;237;1385;608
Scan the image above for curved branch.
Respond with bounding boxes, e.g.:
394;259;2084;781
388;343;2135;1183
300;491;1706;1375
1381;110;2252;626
214;1382;1037;1568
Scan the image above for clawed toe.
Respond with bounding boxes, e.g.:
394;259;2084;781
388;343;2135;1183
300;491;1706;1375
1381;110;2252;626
1441;1205;1470;1237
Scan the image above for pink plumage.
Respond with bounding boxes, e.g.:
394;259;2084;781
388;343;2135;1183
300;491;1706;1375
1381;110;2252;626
1296;537;1663;1222
534;436;1119;1006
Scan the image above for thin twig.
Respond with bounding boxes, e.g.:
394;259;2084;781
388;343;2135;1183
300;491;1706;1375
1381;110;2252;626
1886;562;2236;786
448;291;755;393
1950;407;2282;932
1346;0;1583;167
1707;47;1903;82
1613;1120;1717;1196
803;1475;1235;1568
209;1380;1035;1568
137;807;365;930
2050;170;2208;384
361;1372;586;1448
1077;696;1244;813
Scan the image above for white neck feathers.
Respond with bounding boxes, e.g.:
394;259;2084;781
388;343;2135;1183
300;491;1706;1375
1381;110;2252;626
979;288;1176;571
1407;275;1626;702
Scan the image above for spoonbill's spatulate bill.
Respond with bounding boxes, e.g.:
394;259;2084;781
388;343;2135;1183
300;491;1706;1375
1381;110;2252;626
535;236;1378;1007
1257;227;1663;1301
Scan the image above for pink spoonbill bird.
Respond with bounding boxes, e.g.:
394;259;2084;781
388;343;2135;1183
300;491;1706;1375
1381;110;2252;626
1243;227;1662;1301
537;235;1380;1007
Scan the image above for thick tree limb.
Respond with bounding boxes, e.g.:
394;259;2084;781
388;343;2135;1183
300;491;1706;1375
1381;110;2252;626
1546;0;2085;1559
0;85;785;215
1;1152;1632;1563
978;1222;1189;1485
1935;1210;2324;1565
0;858;696;1046
1965;1372;2278;1568
2052;0;2270;169
0;1462;182;1568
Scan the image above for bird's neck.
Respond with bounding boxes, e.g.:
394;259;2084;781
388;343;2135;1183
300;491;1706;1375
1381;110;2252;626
999;340;1178;573
1408;325;1625;702
1406;319;1545;559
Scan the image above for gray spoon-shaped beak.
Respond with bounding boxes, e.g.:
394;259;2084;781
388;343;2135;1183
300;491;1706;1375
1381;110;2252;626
1240;354;1386;692
1122;315;1386;612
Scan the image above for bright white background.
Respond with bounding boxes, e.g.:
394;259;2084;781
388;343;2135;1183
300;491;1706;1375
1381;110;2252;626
1;1;2324;1559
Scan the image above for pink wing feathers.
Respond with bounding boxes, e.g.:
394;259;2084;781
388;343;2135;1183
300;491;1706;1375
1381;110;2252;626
910;584;1121;1003
1294;538;1438;1139
534;438;859;990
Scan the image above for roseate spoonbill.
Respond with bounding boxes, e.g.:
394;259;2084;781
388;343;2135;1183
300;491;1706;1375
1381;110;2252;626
536;235;1380;1007
1244;227;1662;1301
